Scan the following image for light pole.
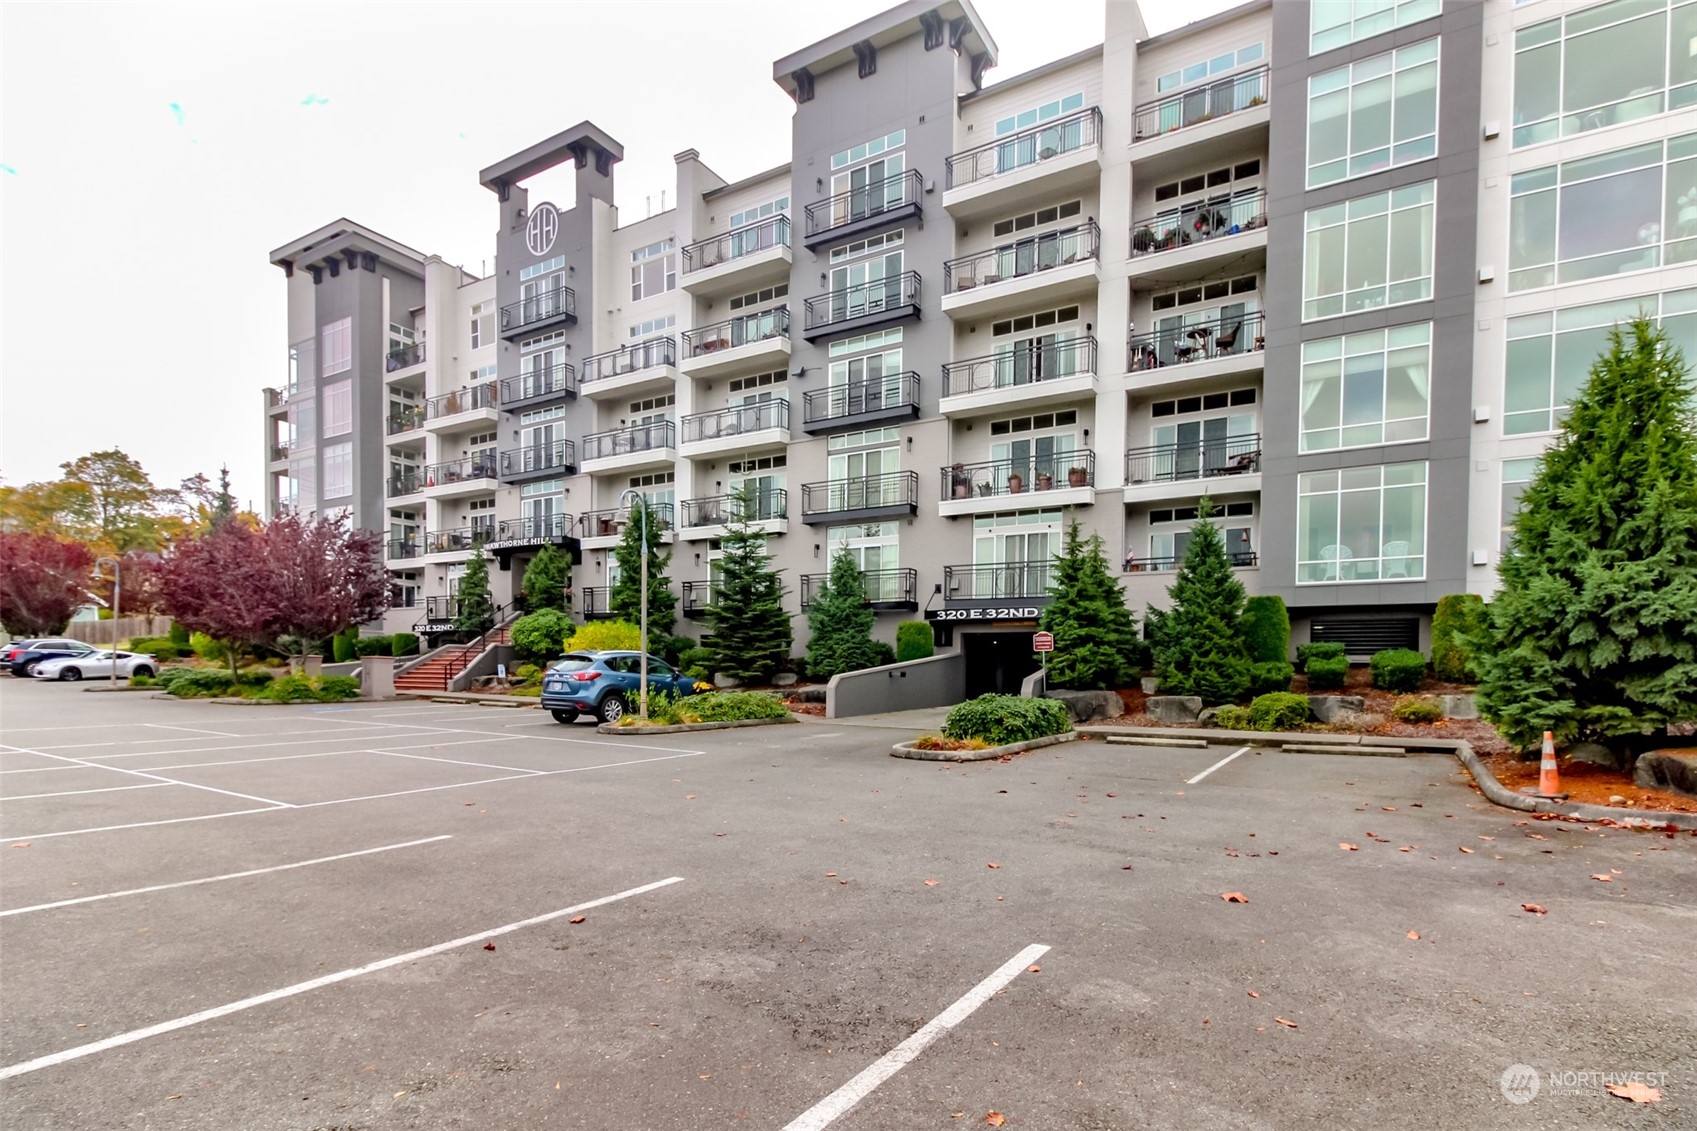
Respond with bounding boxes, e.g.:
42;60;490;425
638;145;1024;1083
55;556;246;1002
94;556;120;690
616;488;651;721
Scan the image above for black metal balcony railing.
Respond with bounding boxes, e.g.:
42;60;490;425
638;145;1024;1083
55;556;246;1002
579;503;675;540
945;107;1104;189
387;406;424;435
1131;190;1268;256
270;440;294;462
804;169;924;240
426;382;496;420
803;272;921;335
424;455;499;485
943;337;1098;398
799;568;919;609
501;287;577;333
1128;311;1265;372
942;451;1096;501
582;336;678;384
388;537;422;560
681;490;788;528
500;364;577;405
682;215;791;273
499;439;577;478
801;471;920;518
422;526;495;555
682;308;789;358
943;562;1054;601
387;472;424;497
1133;66;1269;142
581;420;676;463
578;587;616;620
1125;433;1262;484
385;342;426;372
498;514;573;542
802;373;921;427
681;399;790;444
681;580;718;618
1124;551;1259;573
943;220;1100;294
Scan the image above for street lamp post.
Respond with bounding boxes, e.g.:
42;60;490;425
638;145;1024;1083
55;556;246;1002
94;556;120;690
616;488;651;721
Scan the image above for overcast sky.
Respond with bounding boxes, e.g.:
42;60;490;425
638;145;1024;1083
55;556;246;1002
0;0;1242;508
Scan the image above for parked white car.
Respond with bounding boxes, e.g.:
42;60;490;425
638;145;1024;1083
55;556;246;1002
31;650;158;682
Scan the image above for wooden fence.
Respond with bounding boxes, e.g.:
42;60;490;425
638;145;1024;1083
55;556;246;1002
63;616;174;645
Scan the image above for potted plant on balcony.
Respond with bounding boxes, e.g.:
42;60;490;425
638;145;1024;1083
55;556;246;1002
950;463;973;499
1067;465;1088;487
1132;227;1156;253
1007;472;1024;494
1036;471;1054;491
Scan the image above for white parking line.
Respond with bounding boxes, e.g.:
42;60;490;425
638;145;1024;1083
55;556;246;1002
0;744;293;810
782;943;1052;1131
1187;745;1252;785
0;876;685;1080
143;723;240;738
136;735;522;773
0;835;453;917
370;749;546;775
1;781;176;803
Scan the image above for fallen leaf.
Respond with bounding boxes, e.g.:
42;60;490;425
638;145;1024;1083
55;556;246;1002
1458;846;1475;854
923;879;940;887
1221;892;1249;903
1339;842;1358;852
986;1115;1006;1128
1247;990;1260;998
825;872;837;877
1105;792;1116;797
952;1115;966;1121
1255;1026;1266;1032
1407;930;1421;940
699;1074;712;1080
685;794;696;800
166;1095;182;1101
987;862;1001;869
394;1091;408;1099
1605;1081;1661;1104
1381;806;1397;812
1478;835;1496;842
10;843;28;849
1202;1017;1210;1024
1521;903;1547;915
1398;846;1414;852
1526;833;1546;840
483;942;496;951
1590;873;1613;882
1027;964;1041;973
1274;1017;1299;1029
570;916;586;924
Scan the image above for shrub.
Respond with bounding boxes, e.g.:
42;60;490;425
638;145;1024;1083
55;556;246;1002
189;632;227;662
1248;691;1311;731
1393;697;1444;723
679;646;715;679
910;734;990;752
1239;596;1290;664
686;691;790;722
353;635;392;658
1248;661;1295;695
1431;594;1488;683
391;632;419;657
316;675;360;700
661;635;696;665
896;621;934;663
168;620;191;648
239;671;274;689
870;641;896;668
155;666;195;690
513;663;541;685
1297;641;1346;669
511;609;574;662
331;628;358;663
164;669;235;697
1306;655;1349;691
256;673;317;701
127;637;181;660
129;673;157;688
943;694;1071;746
1371;649;1427;693
1213;706;1253;730
564;620;644;654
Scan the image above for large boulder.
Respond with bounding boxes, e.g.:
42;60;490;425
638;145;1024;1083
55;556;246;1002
1045;689;1123;723
1440;693;1478;720
1567;741;1616;766
788;686;827;704
772;672;798;687
713;674;745;690
1308;695;1365;724
1147;695;1203;723
1140;676;1161;695
1634;749;1697;799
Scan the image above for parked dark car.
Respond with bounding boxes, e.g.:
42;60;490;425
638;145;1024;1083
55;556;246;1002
6;638;96;678
540;650;701;724
2;640;43;671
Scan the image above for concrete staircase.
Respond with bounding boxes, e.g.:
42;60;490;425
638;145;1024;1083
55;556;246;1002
394;623;513;693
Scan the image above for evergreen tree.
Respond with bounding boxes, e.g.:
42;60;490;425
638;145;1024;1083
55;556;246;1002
211;465;238;528
1039;520;1139;690
610;501;676;637
806;548;882;679
705;489;792;681
453;552;494;634
521;543;573;614
1477;318;1697;759
1149;500;1251;704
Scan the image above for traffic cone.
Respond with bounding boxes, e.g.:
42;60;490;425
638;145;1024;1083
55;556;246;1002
1536;731;1565;799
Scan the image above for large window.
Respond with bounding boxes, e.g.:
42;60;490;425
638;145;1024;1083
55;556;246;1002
1297;462;1427;583
1503;286;1697;434
1500;457;1540;551
1300;323;1431;451
630;240;676;302
1155;44;1264;93
730;196;789;228
1513;0;1697;148
1303;181;1435;320
470;301;493;350
1307;39;1439;188
1311;0;1441;56
322;380;352;437
321;318;352;377
992;93;1087;173
826;428;902;510
1508;133;1697;291
830;130;907;225
322;442;353;500
827;522;901;600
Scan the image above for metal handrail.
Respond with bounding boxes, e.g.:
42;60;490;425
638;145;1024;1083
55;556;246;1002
802;372;920;424
945;107;1103;188
421;526;495;554
1133;66;1269;141
942;220;1099;294
385;342;426;372
501;287;576;331
425;382;497;419
799;567;918;609
579;503;675;539
1125;433;1262;484
387;537;422;560
387;406;424;435
1131;190;1268;256
387;472;424;497
497;514;573;541
942;563;1054;601
681;399;789;443
803;272;921;333
943;337;1097;397
577;587;616;619
681;490;787;527
682;215;791;272
582;336;677;383
801;471;918;516
942;451;1095;501
681;580;717;616
581;420;675;462
1127;311;1264;372
500;364;577;404
1123;552;1259;573
440;603;512;689
804;169;923;238
499;439;577;477
423;455;499;484
682;308;789;357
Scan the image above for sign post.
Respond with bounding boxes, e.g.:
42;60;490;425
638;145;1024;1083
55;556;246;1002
1033;630;1054;679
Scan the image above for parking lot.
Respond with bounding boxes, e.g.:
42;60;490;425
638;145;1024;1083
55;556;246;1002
1;679;1691;1130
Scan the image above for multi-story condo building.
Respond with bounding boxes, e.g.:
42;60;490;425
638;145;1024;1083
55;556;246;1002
263;0;1687;696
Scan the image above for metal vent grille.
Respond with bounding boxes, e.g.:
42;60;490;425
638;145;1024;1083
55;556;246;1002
1310;618;1419;657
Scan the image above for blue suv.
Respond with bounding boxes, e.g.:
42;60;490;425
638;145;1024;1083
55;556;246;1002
541;650;701;724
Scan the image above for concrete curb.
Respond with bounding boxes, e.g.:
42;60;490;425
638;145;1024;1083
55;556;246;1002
892;730;1078;762
80;684;156;693
1078;724;1460;753
1454;742;1697;830
395;691;539;707
596;716;797;735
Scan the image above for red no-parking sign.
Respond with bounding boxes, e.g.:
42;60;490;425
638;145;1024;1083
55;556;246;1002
1032;631;1055;653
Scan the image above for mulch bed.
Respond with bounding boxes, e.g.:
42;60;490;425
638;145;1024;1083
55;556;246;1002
1481;751;1696;813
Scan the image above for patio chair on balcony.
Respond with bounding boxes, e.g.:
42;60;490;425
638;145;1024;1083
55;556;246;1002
1213;322;1242;357
1381;541;1412;579
1319;544;1352;582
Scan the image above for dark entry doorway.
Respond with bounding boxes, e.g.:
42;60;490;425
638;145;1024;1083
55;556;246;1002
963;632;1040;698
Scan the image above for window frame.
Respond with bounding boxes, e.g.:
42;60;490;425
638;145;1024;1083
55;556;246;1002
321;441;354;500
629;240;677;303
1306;38;1441;190
1303;181;1436;322
1299;322;1433;452
322;380;353;438
321;317;352;378
1310;0;1442;57
1297;461;1429;584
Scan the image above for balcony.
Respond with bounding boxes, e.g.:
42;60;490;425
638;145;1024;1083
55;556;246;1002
387;406;424;437
799;568;919;612
681;215;792;296
500;363;577;412
421;455;498;500
1123;433;1261;504
941;221;1099;320
265;387;290;413
802;272;921;343
269;439;294;464
940;337;1098;419
800;471;919;526
425;382;498;432
1131;68;1270;170
578;503;676;550
679;399;790;459
486;513;580;568
385;342;426;373
579;420;676;476
581;336;679;401
1127;191;1268;281
680;580;717;620
940;452;1095;517
801;372;920;435
387;471;425;500
419;526;494;560
802;169;924;251
943;107;1104;219
942;562;1054;604
577;587;617;621
1124;551;1258;574
500;287;577;340
678;490;788;541
387;536;423;562
679;309;790;380
499;439;578;484
1126;311;1265;394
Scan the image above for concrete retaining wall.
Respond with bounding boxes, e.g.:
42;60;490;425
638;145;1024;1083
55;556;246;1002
826;651;965;718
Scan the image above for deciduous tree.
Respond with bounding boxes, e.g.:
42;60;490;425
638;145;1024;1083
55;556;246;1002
158;522;278;677
0;533;95;636
263;512;391;654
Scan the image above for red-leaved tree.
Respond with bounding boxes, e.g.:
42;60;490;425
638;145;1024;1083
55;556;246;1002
0;533;96;637
158;521;280;677
263;511;390;654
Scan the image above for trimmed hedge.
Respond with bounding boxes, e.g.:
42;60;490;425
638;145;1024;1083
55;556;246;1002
1371;649;1427;693
353;635;393;658
1239;596;1290;664
253;673;361;702
1248;660;1295;695
686;691;789;722
127;637;181;660
1431;594;1487;683
896;621;934;663
1305;655;1348;691
331;628;357;663
1297;641;1346;669
168;621;191;648
1248;691;1311;731
391;632;419;657
1214;705;1253;730
189;632;226;662
943;694;1071;746
1392;697;1444;723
